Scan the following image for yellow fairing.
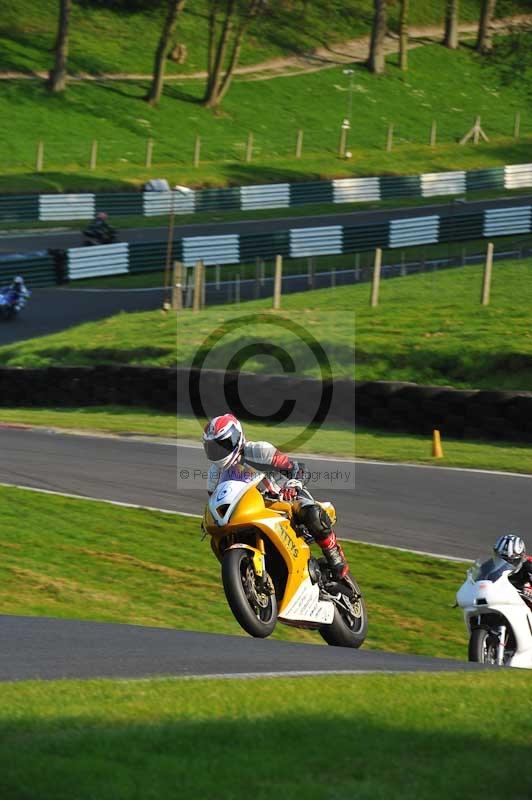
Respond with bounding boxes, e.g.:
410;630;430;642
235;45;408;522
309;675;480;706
204;487;312;613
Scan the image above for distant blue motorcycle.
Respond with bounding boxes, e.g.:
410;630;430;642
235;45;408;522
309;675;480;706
0;282;30;321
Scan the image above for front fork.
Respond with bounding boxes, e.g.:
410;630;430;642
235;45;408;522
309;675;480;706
497;625;507;665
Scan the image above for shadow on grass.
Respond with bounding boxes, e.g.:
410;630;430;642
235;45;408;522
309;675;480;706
0;713;529;800
0;172;137;195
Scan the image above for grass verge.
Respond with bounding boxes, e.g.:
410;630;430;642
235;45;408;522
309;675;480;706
1;407;531;473
0;673;530;800
0;484;471;657
4;258;532;393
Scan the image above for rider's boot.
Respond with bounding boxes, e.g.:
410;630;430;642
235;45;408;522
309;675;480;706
319;531;349;579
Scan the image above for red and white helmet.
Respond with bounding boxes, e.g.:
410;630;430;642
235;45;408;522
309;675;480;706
203;414;244;469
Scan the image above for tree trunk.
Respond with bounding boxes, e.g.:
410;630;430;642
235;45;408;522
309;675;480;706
399;0;409;71
145;0;186;106
443;0;459;49
47;0;72;92
204;0;236;108
203;0;262;109
476;0;497;54
368;0;387;75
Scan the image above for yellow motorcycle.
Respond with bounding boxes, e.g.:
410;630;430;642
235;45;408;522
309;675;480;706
202;465;367;648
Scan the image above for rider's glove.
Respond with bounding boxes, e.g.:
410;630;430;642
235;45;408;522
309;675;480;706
281;479;303;501
290;461;308;483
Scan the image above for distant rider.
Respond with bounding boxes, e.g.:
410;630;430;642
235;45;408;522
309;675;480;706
203;413;351;579
85;211;114;243
8;276;30;311
493;533;532;605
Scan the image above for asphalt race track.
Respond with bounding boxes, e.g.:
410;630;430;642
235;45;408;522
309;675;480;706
0;286;163;346
0;616;488;682
1;194;529;254
1;427;524;679
0;427;530;560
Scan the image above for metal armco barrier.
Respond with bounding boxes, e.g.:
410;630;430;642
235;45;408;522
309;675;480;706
0;251;57;287
67;243;129;280
101;201;532;277
1;163;531;222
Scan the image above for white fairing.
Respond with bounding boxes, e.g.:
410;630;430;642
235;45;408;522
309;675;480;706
279;576;335;626
208;473;264;526
456;561;532;669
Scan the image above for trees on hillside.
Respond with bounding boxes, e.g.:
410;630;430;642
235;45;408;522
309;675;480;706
443;0;459;49
398;0;409;71
476;0;497;54
368;0;387;74
48;0;72;92
145;0;187;106
203;0;266;109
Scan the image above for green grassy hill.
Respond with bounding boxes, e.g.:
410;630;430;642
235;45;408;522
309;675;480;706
4;258;532;391
1;0;529;76
0;42;530;193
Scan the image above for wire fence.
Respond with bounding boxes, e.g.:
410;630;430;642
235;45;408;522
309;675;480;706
180;235;532;308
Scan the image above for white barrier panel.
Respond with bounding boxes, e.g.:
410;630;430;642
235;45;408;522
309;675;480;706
67;242;129;279
40;194;95;221
504;164;532;190
483;206;531;237
421;171;466;198
333;177;380;204
389;215;440;248
183;235;240;266
290;226;343;257
241;184;290;210
143;190;195;217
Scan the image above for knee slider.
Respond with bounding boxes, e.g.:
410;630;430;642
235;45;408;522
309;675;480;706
299;504;332;541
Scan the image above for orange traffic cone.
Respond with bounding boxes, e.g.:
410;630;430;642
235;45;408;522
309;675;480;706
432;429;444;459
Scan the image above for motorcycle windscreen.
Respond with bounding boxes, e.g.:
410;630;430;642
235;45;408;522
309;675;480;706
471;556;515;583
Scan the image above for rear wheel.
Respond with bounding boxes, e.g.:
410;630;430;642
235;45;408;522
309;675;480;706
468;627;500;664
222;548;277;638
319;574;368;648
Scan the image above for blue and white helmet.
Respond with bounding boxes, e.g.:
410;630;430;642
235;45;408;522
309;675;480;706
494;534;526;566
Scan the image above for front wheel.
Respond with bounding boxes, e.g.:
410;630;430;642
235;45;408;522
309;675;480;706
468;627;500;664
319;574;368;648
222;548;277;638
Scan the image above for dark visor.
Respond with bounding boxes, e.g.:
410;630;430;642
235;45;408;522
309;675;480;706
204;436;235;462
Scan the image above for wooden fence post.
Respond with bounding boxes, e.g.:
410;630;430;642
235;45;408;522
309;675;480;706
295;128;304;159
386;123;394;152
89;140;98;171
172;261;183;311
235;273;241;304
481;242;494;306
370;247;382;307
430;120;437;147
145;138;153;168
193;135;201;167
338;124;348;158
273;254;283;310
193;260;204;312
245;131;254;163
36;140;44;172
215;264;220;290
514;111;521;141
307;256;315;288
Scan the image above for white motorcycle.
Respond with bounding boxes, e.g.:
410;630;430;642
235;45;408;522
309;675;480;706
456;555;532;669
